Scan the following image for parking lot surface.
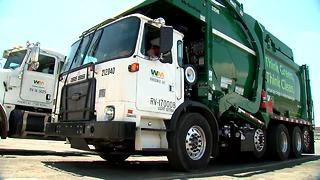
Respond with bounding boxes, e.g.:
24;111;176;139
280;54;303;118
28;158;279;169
0;138;319;179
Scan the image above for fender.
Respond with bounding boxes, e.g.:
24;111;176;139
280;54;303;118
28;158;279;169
169;100;219;155
0;103;8;139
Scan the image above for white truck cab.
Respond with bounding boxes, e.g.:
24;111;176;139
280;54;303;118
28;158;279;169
47;14;185;151
0;42;64;138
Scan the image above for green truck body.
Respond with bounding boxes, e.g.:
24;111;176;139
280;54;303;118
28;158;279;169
120;0;314;126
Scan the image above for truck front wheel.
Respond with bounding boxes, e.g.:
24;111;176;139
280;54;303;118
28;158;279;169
98;153;130;163
95;146;129;163
253;129;267;159
0;109;7;139
167;113;212;171
8;110;23;137
268;124;290;160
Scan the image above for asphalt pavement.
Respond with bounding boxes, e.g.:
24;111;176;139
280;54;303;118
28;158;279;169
0;138;319;179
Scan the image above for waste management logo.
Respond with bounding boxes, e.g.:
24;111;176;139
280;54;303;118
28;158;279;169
33;79;45;86
151;69;164;79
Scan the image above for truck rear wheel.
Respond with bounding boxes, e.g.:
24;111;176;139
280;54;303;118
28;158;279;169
268;124;290;160
290;126;302;158
302;127;312;153
167;113;212;171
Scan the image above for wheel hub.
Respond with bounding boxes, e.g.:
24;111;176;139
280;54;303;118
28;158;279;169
280;131;288;153
296;130;302;152
185;125;206;160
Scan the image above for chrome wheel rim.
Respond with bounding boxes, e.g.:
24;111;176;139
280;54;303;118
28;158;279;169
254;129;265;152
185;125;206;160
296;131;302;152
280;131;288;153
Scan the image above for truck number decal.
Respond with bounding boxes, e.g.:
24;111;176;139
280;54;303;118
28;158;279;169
102;67;115;76
29;87;46;94
150;98;176;112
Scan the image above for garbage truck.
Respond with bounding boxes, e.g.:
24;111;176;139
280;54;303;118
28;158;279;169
45;0;315;171
0;42;64;139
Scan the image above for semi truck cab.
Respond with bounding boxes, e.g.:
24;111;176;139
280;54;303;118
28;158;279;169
48;14;185;151
0;42;64;138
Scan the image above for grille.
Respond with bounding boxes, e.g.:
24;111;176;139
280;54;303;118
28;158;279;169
60;78;96;121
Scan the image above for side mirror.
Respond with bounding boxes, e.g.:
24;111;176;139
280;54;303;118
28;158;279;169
160;26;173;54
159;26;173;63
29;46;40;64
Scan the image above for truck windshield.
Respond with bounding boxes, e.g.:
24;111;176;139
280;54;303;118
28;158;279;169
3;50;27;69
62;16;140;73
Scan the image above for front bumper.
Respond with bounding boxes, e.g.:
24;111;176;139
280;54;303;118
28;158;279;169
45;121;136;141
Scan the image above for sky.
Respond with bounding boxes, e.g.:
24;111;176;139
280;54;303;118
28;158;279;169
0;0;319;126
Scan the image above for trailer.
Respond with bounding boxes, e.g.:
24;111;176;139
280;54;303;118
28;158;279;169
45;0;314;171
0;42;64;139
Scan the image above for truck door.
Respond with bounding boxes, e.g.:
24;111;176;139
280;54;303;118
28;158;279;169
20;52;57;105
136;23;177;114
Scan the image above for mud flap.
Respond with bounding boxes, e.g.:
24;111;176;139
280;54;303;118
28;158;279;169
241;131;254;152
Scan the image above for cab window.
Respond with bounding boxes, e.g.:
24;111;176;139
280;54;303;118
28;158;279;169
141;24;161;58
29;54;56;74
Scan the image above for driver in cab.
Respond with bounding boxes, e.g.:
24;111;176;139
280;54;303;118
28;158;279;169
147;38;160;59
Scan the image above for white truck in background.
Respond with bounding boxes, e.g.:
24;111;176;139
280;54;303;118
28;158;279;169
0;42;64;139
0;58;5;69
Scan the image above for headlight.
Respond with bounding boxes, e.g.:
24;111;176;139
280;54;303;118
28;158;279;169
105;106;115;120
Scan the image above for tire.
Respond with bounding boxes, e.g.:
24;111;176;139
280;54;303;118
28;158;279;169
290;126;302;158
0;109;7;139
167;113;213;171
268;124;290;160
252;129;267;159
95;146;129;163
302;127;312;153
8;110;23;137
98;153;130;163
